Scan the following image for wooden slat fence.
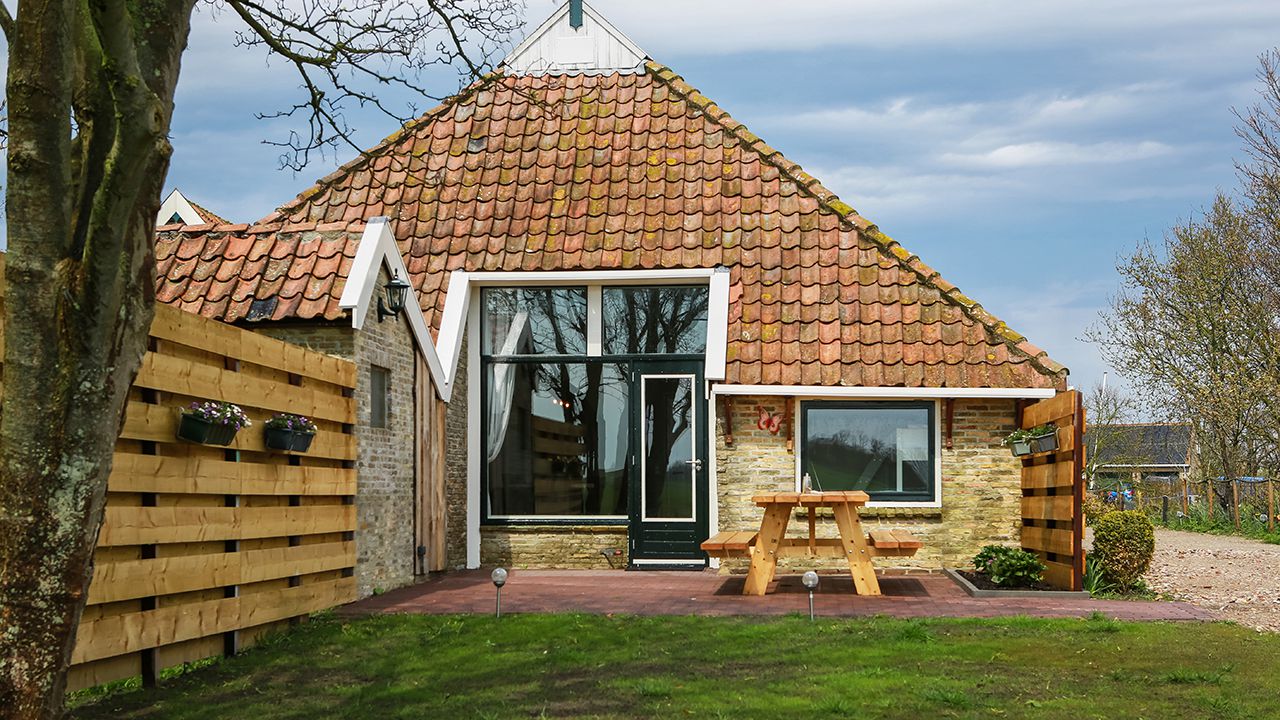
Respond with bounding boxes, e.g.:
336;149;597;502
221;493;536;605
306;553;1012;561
0;257;359;691
1019;390;1085;590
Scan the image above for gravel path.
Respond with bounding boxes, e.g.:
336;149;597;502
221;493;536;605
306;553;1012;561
1143;528;1280;632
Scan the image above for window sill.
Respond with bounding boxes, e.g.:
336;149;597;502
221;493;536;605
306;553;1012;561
798;505;943;520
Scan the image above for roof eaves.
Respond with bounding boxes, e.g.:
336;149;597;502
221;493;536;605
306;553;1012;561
645;60;1068;385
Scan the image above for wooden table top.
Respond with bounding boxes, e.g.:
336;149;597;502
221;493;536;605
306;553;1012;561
751;490;870;507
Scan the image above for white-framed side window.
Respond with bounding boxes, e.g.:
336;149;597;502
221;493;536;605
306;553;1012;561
796;399;943;508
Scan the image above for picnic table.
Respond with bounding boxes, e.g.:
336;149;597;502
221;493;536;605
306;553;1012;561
701;491;922;596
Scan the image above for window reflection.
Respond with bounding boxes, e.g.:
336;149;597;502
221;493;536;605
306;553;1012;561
604;287;708;355
486;362;630;517
483;288;587;356
801;403;935;502
643;375;694;519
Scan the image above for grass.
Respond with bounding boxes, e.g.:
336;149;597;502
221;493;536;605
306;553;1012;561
1145;501;1280;545
69;613;1280;720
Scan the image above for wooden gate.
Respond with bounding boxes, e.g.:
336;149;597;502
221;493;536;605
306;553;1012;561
1019;390;1085;590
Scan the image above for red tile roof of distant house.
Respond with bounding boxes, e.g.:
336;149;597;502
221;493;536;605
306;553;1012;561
155;62;1066;389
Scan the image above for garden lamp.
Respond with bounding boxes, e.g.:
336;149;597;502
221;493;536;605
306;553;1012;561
377;271;412;322
491;567;508;618
802;571;819;622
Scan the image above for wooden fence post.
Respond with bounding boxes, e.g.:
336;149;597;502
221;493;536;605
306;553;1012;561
1207;479;1213;521
1232;478;1241;530
1268;478;1275;534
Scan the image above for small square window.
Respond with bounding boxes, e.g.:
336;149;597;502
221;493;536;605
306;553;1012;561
370;366;391;428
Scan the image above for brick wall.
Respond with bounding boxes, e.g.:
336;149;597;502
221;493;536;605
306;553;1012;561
481;526;628;569
715;397;1023;572
444;335;470;569
258;267;418;597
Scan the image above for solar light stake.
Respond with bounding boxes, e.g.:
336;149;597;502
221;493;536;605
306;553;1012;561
491;567;508;618
802;571;819;622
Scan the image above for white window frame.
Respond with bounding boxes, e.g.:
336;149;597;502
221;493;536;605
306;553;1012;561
792;398;944;509
464;268;729;567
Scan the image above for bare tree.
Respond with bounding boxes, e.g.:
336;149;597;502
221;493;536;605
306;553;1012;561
0;2;519;717
1083;378;1139;487
1089;195;1280;513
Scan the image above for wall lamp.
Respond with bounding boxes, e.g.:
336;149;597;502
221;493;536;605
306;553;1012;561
377;271;412;322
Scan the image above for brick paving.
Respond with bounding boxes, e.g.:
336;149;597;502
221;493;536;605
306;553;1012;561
341;570;1213;622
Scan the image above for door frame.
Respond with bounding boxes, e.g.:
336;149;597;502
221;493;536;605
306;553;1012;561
627;359;709;568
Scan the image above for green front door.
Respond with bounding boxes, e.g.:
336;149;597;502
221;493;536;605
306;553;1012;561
628;360;708;568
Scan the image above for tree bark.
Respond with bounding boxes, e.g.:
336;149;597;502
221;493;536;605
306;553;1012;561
0;1;195;716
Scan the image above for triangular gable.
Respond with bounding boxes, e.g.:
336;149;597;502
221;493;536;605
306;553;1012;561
339;218;455;401
156;189;206;226
501;0;647;75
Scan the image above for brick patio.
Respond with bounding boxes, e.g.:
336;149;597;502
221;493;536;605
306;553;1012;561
342;570;1214;622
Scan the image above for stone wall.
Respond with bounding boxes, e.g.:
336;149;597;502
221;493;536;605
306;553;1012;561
443;335;470;569
480;526;628;569
715;396;1023;572
257;267;418;597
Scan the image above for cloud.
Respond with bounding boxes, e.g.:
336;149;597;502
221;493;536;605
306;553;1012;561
940;140;1175;170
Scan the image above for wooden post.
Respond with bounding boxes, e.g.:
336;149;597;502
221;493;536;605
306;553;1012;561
1232;477;1241;531
1181;474;1188;516
1268;478;1275;534
1207;479;1213;521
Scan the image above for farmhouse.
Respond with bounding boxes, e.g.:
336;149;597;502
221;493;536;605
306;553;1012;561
154;0;1068;595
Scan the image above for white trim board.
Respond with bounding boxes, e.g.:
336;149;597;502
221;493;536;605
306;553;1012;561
436;268;731;382
338;217;453;401
712;385;1057;399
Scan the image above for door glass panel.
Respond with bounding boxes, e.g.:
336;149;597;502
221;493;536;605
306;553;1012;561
642;375;695;520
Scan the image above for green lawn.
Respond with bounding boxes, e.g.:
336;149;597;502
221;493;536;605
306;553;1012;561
72;613;1280;720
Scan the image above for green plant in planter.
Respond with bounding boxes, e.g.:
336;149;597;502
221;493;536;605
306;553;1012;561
178;401;252;446
1002;428;1035;457
972;544;1046;588
264;413;319;452
1027;423;1059;453
1091;510;1155;590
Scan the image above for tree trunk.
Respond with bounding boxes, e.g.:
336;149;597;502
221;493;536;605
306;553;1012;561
0;1;195;716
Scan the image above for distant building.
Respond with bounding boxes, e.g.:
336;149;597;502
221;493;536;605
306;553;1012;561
1088;423;1193;489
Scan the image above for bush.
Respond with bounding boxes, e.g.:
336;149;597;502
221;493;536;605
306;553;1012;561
972;545;1046;588
1082;494;1111;526
1092;510;1155;589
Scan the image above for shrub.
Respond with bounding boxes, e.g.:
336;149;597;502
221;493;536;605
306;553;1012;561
1092;510;1155;589
1082;494;1111;526
971;545;1046;588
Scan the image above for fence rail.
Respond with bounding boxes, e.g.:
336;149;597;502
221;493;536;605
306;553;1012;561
0;256;359;691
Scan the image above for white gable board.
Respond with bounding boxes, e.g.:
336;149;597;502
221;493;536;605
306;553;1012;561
502;0;647;75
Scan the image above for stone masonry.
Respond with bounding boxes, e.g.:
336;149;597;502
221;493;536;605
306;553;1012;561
259;267;418;598
715;396;1023;573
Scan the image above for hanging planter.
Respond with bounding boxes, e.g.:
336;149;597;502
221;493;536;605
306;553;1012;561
1029;424;1060;454
264;413;318;453
177;402;251;446
1002;428;1035;457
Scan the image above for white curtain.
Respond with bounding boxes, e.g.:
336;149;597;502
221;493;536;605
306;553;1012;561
486;312;530;463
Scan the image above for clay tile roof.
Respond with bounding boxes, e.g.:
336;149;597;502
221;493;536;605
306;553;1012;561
153;221;363;324
188;200;233;226
166;61;1065;390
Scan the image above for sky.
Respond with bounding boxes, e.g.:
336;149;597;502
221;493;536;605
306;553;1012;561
65;1;1280;392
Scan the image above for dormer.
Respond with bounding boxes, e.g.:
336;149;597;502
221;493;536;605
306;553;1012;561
501;0;648;75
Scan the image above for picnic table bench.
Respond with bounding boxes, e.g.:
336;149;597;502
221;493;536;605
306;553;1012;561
701;491;923;596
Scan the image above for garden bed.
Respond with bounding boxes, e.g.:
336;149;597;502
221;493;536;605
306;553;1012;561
944;568;1091;599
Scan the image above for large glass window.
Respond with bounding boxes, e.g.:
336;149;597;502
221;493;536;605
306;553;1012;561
800;401;937;503
483;288;587;356
485;362;630;518
481;283;710;521
603;286;708;355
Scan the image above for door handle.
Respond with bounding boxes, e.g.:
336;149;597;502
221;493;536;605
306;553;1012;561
685;459;703;471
